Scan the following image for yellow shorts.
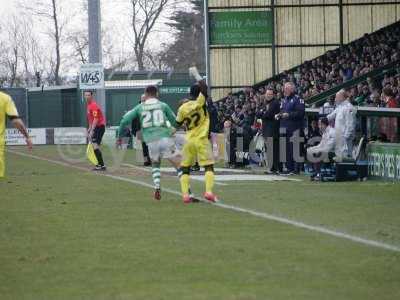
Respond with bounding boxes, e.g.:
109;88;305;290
0;146;5;178
181;137;214;167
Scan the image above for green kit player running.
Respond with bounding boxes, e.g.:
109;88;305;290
117;85;188;201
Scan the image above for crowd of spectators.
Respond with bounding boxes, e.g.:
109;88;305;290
266;21;400;101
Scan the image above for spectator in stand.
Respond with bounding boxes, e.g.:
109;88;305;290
207;97;220;158
355;85;371;106
319;96;335;115
258;88;281;174
366;90;384;107
379;87;398;142
382;87;398;108
307;119;321;147
231;105;244;126
276;82;305;175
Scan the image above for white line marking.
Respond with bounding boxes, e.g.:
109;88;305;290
191;174;301;182
9;150;400;253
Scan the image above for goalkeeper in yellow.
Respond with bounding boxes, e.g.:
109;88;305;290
176;80;218;203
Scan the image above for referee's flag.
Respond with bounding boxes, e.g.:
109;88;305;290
86;143;98;165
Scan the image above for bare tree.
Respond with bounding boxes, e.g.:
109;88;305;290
17;16;45;86
22;0;67;85
129;0;169;71
0;16;23;87
0;12;48;87
144;47;169;70
51;0;61;84
64;1;88;65
66;30;89;64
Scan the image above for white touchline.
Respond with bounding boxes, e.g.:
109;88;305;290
9;150;400;253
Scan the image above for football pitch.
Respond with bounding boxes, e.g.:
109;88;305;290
1;145;400;300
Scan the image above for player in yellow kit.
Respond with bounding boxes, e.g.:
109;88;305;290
0;91;32;178
176;80;218;203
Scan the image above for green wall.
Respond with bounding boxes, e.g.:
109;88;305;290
27;86;192;127
28;89;84;128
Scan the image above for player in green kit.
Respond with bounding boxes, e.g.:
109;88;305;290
117;85;188;201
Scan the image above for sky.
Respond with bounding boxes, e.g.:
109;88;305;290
0;0;187;75
0;0;14;15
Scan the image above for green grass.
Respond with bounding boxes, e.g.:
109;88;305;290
1;145;400;299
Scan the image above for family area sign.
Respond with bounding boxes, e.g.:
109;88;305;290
209;10;273;46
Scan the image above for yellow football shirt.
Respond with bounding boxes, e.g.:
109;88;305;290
0;92;19;146
176;93;209;140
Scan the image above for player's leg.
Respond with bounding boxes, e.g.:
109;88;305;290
92;126;106;170
197;138;218;202
0;146;5;178
180;141;196;203
151;160;161;200
147;140;162;200
204;164;215;194
167;153;196;201
170;135;194;195
168;154;183;177
203;165;217;202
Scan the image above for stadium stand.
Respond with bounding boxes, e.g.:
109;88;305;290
214;21;400;128
213;21;400;168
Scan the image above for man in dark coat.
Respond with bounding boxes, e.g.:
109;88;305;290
277;82;305;175
258;88;281;173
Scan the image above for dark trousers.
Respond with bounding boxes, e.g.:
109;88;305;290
264;136;280;172
229;129;237;165
285;129;304;173
142;142;150;162
285;135;294;172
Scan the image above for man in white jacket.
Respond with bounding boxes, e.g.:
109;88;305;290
307;117;335;157
327;89;356;160
307;117;336;180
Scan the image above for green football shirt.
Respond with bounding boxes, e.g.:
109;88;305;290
118;98;177;143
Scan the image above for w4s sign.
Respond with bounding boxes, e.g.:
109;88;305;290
79;63;104;89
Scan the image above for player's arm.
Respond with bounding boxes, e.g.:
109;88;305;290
163;103;177;128
195;80;208;108
117;107;138;138
6;97;32;149
175;107;186;128
11;118;32;149
327;108;337;122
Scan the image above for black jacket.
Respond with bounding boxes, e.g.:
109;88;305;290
131;118;140;137
259;99;280;138
207;99;219;133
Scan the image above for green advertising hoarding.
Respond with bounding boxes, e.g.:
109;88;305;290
209;11;273;46
159;87;190;94
367;142;400;180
